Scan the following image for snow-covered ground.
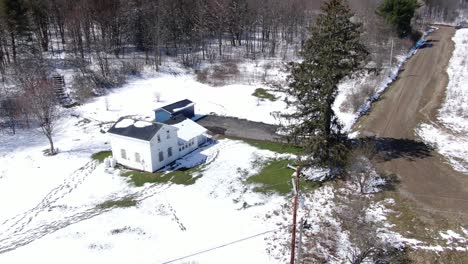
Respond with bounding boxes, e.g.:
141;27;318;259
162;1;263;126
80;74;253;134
0;70;291;263
266;185;353;262
88;72;285;125
417;28;468;174
0;138;291;264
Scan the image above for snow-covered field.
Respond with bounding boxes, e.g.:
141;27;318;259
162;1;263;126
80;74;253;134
417;28;468;174
0;138;290;264
82;71;285;125
0;70;293;263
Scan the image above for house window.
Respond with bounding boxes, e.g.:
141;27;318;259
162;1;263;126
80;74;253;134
159;151;164;162
120;149;127;159
135;152;141;163
168;147;172;157
166;130;170;139
157;135;161;142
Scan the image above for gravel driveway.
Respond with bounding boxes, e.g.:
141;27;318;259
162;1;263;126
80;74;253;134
196;115;282;142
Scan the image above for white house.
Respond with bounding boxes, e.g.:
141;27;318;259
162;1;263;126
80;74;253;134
107;115;208;172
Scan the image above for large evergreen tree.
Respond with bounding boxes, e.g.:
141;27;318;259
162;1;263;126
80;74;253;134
278;0;368;170
378;0;420;37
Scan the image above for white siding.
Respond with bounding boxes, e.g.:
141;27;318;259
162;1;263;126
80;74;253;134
178;136;201;157
149;125;180;171
109;134;152;172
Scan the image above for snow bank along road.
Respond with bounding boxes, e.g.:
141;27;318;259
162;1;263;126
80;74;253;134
356;26;468;214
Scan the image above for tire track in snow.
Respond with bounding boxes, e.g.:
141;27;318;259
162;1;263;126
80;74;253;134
0;141;227;254
0;161;98;236
0;169;172;254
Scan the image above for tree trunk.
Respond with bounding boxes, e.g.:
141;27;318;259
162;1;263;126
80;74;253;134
40;23;49;51
47;134;55;154
10;32;16;63
218;32;222;56
59;22;65;45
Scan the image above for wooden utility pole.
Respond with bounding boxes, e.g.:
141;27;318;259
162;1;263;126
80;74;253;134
297;217;304;264
289;166;301;264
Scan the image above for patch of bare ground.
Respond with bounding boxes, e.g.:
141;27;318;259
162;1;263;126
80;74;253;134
373;191;468;263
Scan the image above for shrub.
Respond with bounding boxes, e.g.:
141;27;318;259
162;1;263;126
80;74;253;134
120;61;143;76
196;62;240;86
181;52;201;68
72;74;98;101
196;69;209;83
252;88;277;101
210;61;239;86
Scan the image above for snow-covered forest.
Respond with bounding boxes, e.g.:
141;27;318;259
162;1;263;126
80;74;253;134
0;0;464;132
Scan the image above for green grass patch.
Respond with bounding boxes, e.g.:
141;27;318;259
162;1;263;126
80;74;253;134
98;196;137;209
168;169;203;185
91;151;112;162
121;166;203;187
247;159;319;195
252;88;277;101
242;138;303;155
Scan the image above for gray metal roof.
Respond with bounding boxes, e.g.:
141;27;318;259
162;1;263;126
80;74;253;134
107;117;163;141
160;99;193;114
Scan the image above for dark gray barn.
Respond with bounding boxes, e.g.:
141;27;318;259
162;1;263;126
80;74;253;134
154;99;195;122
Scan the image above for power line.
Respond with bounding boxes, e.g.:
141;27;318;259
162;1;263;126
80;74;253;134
157;198;465;264
387;204;468;217
160;229;275;264
382;190;468;203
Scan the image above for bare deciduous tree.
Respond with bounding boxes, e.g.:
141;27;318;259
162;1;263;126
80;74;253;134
24;78;61;155
104;95;110;111
339;196;409;264
346;142;382;194
154;91;161;102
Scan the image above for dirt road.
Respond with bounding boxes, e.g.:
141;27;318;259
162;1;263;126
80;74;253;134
356;26;468;213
